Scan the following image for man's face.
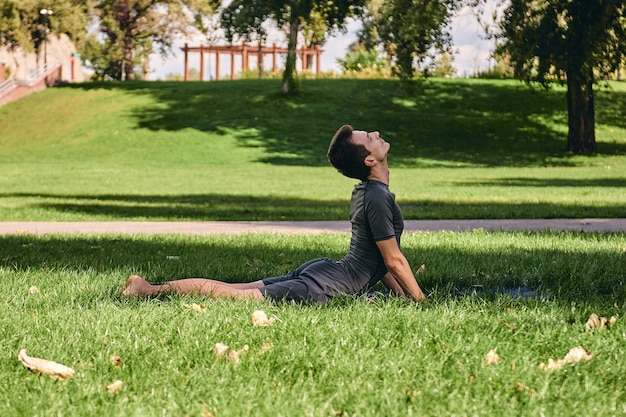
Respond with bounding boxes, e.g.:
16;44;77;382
351;130;390;159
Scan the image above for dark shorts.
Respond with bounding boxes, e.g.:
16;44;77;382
259;258;349;304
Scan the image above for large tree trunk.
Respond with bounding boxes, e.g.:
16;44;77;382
566;75;596;153
395;44;414;83
122;33;135;81
258;42;264;80
282;15;299;94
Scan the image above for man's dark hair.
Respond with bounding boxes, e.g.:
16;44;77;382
327;125;371;181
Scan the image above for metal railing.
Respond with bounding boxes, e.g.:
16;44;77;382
0;63;60;98
0;78;17;96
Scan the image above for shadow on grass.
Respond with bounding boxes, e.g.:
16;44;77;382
457;177;626;188
1;234;624;306
4;192;349;220
60;79;626;168
3;192;626;220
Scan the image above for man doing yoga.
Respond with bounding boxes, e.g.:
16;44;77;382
122;125;426;303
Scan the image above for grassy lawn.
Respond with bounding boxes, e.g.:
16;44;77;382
0;78;625;221
1;78;625;415
1;232;625;416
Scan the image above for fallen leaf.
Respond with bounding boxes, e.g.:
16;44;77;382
502;321;517;331
18;349;76;380
214;343;229;357
183;303;207;313
201;404;216;417
563;346;593;363
105;380;123;394
539;346;593;372
215;343;250;363
252;310;276;327
515;382;536;395
109;355;123;367
585;313;617;331
416;264;426;274
227;349;241;363
485;349;500;365
28;286;40;295
226;345;249;364
259;342;274;354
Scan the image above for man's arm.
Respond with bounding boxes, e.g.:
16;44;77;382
381;272;407;298
376;238;426;301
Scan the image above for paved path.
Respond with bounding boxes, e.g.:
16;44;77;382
0;219;625;235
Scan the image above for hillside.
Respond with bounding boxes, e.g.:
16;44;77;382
0;78;625;221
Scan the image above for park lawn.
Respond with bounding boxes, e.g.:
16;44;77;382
1;231;625;416
2;77;625;416
0;78;625;221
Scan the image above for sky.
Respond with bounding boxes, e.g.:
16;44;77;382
150;5;497;80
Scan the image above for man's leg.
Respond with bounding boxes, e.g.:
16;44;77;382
122;275;264;300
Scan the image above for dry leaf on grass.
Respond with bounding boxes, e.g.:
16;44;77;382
183;303;207;313
585;313;617;331
515;382;536;395
214;343;230;357
105;380;123;394
259;342;274;354
227;347;243;363
416;264;426;274
539;346;593;372
214;343;249;363
18;349;76;380
201;404;216;417
485;349;500;365
251;310;276;326
109;355;123;367
501;320;517;331
28;286;40;295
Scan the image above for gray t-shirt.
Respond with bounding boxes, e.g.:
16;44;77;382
261;179;404;303
338;179;404;293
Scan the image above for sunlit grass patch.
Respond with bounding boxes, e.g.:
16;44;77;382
1;231;625;416
0;79;625;221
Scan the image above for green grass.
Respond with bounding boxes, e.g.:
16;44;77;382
1;231;625;416
0;78;625;220
2;78;626;416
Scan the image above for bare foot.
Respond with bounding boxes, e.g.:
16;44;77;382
122;275;154;297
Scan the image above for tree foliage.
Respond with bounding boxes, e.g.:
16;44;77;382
221;0;366;93
86;0;218;81
496;0;626;152
371;0;462;83
0;0;91;55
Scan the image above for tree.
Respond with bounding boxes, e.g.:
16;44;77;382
336;47;391;77
353;0;384;53
300;10;326;71
431;51;456;78
87;0;218;81
0;0;91;56
221;0;366;94
495;0;626;153
373;0;462;83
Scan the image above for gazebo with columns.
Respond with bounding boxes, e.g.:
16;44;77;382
181;42;323;81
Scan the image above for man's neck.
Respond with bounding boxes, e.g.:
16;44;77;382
367;164;390;185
